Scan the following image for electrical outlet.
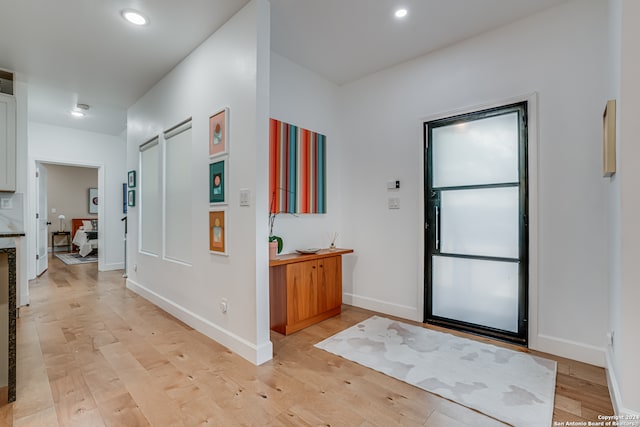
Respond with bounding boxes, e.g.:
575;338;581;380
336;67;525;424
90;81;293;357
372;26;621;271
220;298;228;314
607;331;615;347
388;197;400;209
0;198;12;209
133;264;138;272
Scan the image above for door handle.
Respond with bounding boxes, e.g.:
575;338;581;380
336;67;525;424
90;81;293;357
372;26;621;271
435;206;440;251
46;221;52;225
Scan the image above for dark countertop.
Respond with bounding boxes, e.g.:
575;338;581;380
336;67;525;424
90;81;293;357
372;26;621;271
0;232;25;237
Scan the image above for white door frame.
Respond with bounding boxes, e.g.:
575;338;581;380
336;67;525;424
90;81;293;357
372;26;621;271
35;163;48;276
418;92;539;349
27;157;105;282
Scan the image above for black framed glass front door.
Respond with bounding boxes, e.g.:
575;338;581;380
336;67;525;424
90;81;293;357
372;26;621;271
424;102;528;345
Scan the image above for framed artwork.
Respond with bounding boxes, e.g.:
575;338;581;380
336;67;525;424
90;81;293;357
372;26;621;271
122;183;127;214
128;190;136;207
603;99;616;177
209;107;229;158
209;209;227;255
269;118;326;214
128;170;137;188
88;188;98;214
209;158;226;204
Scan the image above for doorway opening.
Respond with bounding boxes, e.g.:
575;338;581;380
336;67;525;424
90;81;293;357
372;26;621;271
33;161;100;277
424;102;529;345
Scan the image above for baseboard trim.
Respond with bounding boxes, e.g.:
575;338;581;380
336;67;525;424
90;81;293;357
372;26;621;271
126;279;273;365
100;262;124;272
343;293;419;322
606;348;640;423
533;334;605;367
607;348;624;416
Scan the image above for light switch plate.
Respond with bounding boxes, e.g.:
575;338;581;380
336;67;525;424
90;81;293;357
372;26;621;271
0;198;12;209
239;189;250;206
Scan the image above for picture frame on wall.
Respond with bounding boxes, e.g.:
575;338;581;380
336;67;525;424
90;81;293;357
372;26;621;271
128;190;136;207
128;170;136;188
209;209;227;255
269;118;327;214
209;158;227;204
209;107;229;158
603;99;616;177
88;188;98;214
122;183;127;214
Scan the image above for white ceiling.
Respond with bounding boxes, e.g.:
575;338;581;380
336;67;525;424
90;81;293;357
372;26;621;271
0;0;568;136
270;0;569;85
0;0;250;135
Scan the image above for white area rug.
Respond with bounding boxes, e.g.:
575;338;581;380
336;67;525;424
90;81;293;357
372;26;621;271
315;316;556;427
54;252;97;265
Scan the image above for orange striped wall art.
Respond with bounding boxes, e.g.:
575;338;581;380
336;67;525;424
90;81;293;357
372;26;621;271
269;119;326;214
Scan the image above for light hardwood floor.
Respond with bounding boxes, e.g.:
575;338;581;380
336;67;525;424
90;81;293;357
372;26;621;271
1;254;613;426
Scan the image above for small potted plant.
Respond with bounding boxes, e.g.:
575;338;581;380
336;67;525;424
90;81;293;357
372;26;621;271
269;192;283;259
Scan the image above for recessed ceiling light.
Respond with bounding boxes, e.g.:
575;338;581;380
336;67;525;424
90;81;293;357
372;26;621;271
395;8;408;19
71;103;90;118
121;9;149;26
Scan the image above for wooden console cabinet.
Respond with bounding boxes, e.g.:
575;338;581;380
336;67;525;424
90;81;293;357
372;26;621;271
269;249;353;335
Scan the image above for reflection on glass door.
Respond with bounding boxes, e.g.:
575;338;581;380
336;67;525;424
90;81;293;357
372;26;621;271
425;102;528;344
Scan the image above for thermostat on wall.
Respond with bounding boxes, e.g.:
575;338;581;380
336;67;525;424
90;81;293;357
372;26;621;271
387;180;400;190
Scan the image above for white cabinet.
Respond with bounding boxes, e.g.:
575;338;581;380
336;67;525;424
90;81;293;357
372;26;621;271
0;93;16;192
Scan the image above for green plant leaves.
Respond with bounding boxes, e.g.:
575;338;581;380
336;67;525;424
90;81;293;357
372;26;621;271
269;235;283;253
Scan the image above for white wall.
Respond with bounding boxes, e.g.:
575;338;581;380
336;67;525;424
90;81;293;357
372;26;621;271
254;0;271;355
28;122;126;273
13;77;29;306
126;0;272;365
606;0;624;416
339;0;609;366
607;0;640;416
269;53;345;253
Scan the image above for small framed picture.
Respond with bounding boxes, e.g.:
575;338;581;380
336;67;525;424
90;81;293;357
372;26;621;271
128;170;137;188
128;190;135;207
122;183;127;214
89;188;98;214
603;99;616;177
209;209;227;255
209;158;227;204
209;107;229;158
